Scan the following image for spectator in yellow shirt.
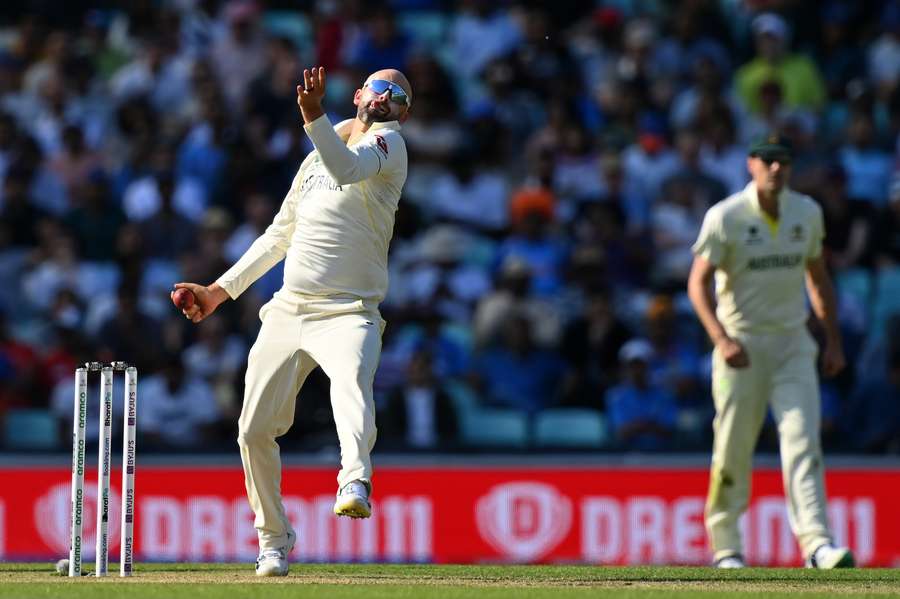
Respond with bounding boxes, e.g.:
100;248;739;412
735;13;826;114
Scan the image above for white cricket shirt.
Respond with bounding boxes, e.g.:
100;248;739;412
216;115;407;304
692;182;824;334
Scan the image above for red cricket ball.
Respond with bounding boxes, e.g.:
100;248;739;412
172;288;195;310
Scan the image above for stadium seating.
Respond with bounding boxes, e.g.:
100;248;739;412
444;379;479;416
533;408;608;448
3;409;59;450
836;267;873;325
398;11;448;50
460;408;528;448
871;267;900;337
262;11;313;56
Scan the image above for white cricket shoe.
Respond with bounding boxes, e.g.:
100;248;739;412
714;554;746;568
806;544;854;569
333;480;371;518
255;531;295;577
255;549;288;577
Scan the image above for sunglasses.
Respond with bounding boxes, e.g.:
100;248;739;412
752;153;791;165
365;79;410;106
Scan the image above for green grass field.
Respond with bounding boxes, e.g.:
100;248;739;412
2;563;899;598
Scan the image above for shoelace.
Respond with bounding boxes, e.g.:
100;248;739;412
341;482;367;497
258;549;285;563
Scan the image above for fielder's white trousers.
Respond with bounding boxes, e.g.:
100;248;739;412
705;327;832;562
237;290;383;552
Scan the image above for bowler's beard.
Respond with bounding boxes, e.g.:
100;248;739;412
357;99;393;124
756;173;784;194
764;178;785;193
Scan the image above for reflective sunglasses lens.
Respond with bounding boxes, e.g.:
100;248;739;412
368;80;408;105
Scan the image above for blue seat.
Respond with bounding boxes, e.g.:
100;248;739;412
262;11;313;55
871;268;900;335
533;408;608;448
398;12;448;49
836;268;872;309
4;408;60;450
461;409;528;448
441;323;473;353
444;379;479;416
463;235;498;269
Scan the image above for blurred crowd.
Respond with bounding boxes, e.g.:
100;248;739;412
1;0;899;455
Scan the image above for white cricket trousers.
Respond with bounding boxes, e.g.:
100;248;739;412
705;327;833;562
237;290;383;551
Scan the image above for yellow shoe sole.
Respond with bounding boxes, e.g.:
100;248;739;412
333;497;371;519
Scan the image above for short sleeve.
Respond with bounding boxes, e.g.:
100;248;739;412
807;202;825;260
692;206;727;266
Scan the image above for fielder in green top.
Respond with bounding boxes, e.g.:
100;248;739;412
687;134;854;569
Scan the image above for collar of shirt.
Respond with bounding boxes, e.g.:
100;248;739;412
345;119;402;147
367;120;402;131
334;118;402;144
744;181;787;237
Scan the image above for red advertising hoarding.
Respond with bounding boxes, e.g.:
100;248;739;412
0;465;895;566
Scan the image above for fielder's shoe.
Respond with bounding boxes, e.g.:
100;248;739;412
255;531;295;577
806;544;854;569
333;480;371;518
714;554;746;568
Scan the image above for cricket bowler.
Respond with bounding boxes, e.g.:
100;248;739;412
172;66;410;576
687;134;854;569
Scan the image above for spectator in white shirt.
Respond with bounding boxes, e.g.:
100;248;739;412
139;353;222;449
